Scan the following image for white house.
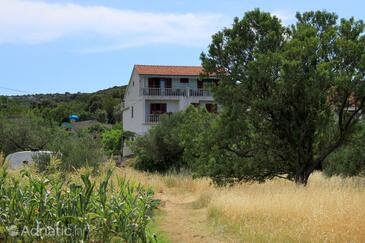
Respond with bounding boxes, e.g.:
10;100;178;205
122;64;217;155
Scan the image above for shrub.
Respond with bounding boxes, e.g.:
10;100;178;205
32;152;52;172
324;123;365;177
0;167;160;242
49;131;104;171
101;128;123;156
131;106;215;172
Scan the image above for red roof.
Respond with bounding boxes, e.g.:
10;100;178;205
134;65;203;76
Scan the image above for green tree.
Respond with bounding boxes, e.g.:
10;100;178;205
48;131;104;171
88;95;103;113
201;9;365;185
101;128;123;156
0;113;59;155
131;106;214;172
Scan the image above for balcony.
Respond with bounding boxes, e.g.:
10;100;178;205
142;88;212;97
145;114;161;123
145;113;173;124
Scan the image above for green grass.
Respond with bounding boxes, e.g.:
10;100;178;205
147;210;171;243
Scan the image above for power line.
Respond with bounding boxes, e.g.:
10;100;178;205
0;86;29;94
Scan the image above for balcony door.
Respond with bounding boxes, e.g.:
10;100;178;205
148;78;172;88
148;78;160;88
150;103;167;115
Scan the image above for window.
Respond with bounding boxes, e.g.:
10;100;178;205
148;78;172;88
133;81;135;86
205;103;217;113
150;103;167;114
148;78;160;88
197;80;203;89
180;78;189;83
131;106;134;118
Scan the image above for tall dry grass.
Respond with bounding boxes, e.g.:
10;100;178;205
7;158;363;242
120;163;365;243
0;152;4;167
207;173;365;242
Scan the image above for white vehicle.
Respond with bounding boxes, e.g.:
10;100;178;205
5;151;53;170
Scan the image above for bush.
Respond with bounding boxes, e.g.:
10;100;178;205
0;113;60;155
32;152;52;172
101;128;123;156
0;168;160;242
131;106;215;172
324;123;365;177
49;131;104;171
324;147;365;177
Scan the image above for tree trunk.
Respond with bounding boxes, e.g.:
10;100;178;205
294;170;310;185
294;162;314;186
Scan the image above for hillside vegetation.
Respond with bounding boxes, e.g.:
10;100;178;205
1;85;126;124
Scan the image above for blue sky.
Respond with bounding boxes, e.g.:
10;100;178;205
0;0;364;95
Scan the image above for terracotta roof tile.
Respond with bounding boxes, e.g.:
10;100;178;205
135;65;203;76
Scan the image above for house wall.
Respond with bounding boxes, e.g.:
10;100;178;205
172;78;198;90
123;70;145;135
123;72;217;157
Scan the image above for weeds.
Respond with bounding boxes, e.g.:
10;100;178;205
0;166;160;242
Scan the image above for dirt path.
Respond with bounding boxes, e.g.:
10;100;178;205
155;189;234;243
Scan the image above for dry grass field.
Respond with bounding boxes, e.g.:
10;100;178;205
3;158;365;242
117;161;365;243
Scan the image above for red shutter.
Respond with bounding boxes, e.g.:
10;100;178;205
165;79;172;88
148;78;160;88
197;80;203;89
151;103;167;114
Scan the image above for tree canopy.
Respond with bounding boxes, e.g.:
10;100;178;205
200;9;365;184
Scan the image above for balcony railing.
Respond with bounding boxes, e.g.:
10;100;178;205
145;113;173;123
145;114;161;123
142;88;211;97
189;89;212;97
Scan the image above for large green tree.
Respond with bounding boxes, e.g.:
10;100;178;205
201;9;365;184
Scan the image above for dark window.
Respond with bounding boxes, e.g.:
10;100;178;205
133;81;135;86
131;106;134;118
180;78;189;83
197;80;203;89
148;78;172;88
205;103;217;113
150;103;167;114
148;78;160;88
164;78;172;88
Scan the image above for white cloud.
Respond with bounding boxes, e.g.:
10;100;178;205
271;10;296;25
0;0;227;50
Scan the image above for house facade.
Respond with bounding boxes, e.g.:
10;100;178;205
122;65;217;155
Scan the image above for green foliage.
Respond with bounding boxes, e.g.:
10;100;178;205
101;128;123;156
324;122;365;177
0;112;60;155
49;131;104;171
201;9;365;184
0;110;107;172
88;123;109;134
95;109;108;123
0;85;126;125
32;152;52;173
131;106;215;172
0;167;159;242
